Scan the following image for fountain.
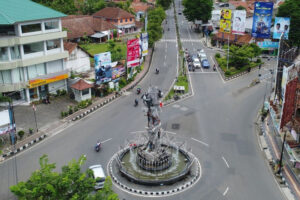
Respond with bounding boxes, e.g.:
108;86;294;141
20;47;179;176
114;87;195;186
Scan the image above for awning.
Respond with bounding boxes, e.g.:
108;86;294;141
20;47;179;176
90;32;107;38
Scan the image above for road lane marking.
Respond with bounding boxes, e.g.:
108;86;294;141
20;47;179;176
191;137;209;147
223;187;229;196
130;130;146;134
189;71;218;74
222;156;230;168
102;138;112;143
165;131;177;135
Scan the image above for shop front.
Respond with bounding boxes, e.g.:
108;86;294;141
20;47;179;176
27;73;69;102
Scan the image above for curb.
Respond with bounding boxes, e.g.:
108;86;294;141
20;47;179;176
1;134;47;159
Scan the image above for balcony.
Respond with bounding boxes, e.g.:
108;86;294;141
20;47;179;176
0;31;67;47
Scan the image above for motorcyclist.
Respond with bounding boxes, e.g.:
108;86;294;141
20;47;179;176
134;99;139;106
137;87;141;94
213;64;216;71
95;140;101;152
155;68;159;74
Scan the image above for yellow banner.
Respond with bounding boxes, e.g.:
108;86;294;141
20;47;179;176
220;19;231;33
28;74;68;88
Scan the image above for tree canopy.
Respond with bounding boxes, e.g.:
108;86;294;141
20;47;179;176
147;7;166;47
277;0;300;47
156;0;172;10
10;155;119;200
236;5;246;10
182;0;213;22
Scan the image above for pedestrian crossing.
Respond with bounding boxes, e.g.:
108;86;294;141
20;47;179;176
181;39;202;42
159;39;177;42
172;104;189;111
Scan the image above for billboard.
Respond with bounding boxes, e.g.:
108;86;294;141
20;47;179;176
257;41;279;49
273;17;290;39
219;9;232;33
141;33;148;56
127;38;140;68
95;52;112;85
112;65;125;80
251;2;273;38
232;10;246;35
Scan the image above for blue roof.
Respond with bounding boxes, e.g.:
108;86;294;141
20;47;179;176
0;0;66;25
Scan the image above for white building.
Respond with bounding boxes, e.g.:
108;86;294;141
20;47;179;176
64;42;91;73
0;0;69;103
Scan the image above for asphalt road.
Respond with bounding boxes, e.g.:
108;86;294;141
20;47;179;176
0;1;284;200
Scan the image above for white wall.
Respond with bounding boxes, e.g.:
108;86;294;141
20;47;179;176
65;48;91;73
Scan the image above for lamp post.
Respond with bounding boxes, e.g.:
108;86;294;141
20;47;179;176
32;104;38;132
278;130;287;174
226;34;230;71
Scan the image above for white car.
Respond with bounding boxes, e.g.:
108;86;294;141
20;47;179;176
89;165;106;190
193;58;201;68
197;49;207;61
200;55;207;62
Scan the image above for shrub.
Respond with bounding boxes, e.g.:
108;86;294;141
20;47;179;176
29;128;34;134
18;131;25;139
68;106;73;115
87;99;92;106
69;92;75;100
61;111;65;118
61;89;67;95
56;89;61;96
256;58;261;63
225;70;231;76
74;106;79;112
215;53;221;58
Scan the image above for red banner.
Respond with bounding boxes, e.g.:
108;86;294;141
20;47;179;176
127;38;140;68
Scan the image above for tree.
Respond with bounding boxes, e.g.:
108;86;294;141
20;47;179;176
147;7;166;47
10;155;119;200
182;0;213;22
236;5;246;10
277;0;300;47
157;0;172;10
78;0;106;15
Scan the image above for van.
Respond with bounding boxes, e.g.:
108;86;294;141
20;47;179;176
89;165;106;190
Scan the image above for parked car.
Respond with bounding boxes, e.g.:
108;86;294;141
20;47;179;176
193;58;201;68
89;165;106;190
201;59;210;69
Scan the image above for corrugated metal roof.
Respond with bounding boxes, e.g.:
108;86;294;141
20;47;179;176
0;0;66;25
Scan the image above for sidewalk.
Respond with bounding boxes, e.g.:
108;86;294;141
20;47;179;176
259;114;300;199
0;47;154;161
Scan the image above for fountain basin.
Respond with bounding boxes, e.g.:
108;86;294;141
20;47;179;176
117;144;193;186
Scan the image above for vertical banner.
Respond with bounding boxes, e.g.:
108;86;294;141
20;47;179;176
95;52;112;85
141;32;148;56
273;17;290;39
127;38;140;68
251;2;273;38
219;9;232;33
232;10;246;35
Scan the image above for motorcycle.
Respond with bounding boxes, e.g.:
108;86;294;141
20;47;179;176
95;142;101;152
137;88;141;95
134;99;139;107
213;65;216;71
155;68;159;74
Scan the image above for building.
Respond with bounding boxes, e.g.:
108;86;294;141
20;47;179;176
93;7;138;34
62;15;117;43
64;42;91;73
0;0;69;103
131;0;153;21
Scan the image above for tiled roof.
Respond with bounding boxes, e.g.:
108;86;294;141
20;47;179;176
62;15;117;39
0;0;66;25
229;1;255;17
135;20;144;28
93;7;134;19
71;79;93;90
131;2;151;13
64;42;77;54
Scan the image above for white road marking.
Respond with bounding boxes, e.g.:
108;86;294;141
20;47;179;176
223;187;229;196
180;107;188;111
191;137;209;147
222;156;230;168
130;130;146;134
102;138;112;143
172;104;180;108
190;71;218;74
165;131;177;135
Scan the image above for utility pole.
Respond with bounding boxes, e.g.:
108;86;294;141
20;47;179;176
278;130;287;174
9;100;18;184
32;104;38;132
226;34;230;71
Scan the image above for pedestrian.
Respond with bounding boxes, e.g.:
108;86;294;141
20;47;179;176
46;93;50;104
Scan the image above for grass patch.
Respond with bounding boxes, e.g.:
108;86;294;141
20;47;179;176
216;56;263;77
165;75;189;100
80;42;127;59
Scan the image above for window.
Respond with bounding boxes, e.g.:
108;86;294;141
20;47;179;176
114;19;118;23
45;20;59;30
47;60;63;74
21;23;41;34
125;19;128;22
82;88;89;95
10;46;20;60
46;39;60;50
27;64;46;79
0;70;12;84
120;19;123;23
0;25;15;36
130;18;132;21
0;47;9;61
23;42;44;54
70;50;77;60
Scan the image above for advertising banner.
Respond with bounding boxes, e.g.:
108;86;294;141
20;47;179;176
28;74;68;88
95;52;112;85
112;65;125;80
232;10;246;35
127;38;140;68
257;41;279;49
219;9;232;33
273;17;290;39
141;33;148;56
252;2;273;38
